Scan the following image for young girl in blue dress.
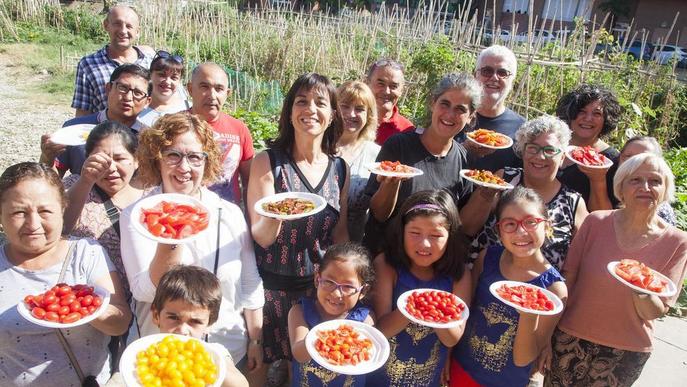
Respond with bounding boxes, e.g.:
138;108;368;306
451;186;568;387
367;189;472;386
288;242;375;386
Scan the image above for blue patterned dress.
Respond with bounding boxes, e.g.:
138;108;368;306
291;297;371;387
453;245;564;387
365;267;453;387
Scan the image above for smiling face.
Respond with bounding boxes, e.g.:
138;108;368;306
0;178;64;257
159;130;205;196
152;299;211;339
403;214;450;270
189;64;229;123
106;73;150;123
315;259;365;318
571;99;605;143
103;6;140;52
497;201;548;259
522;131;564;183
151;68;181;102
620;162;665;210
338;98;368;136
428;88;475;139
90;135;138;196
291;86;334;138
475;55;514;108
367;66;404;118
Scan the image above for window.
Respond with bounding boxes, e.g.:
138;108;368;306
502;0;529;13
542;0;591;22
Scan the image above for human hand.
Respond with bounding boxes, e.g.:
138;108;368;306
463;139;497;158
80;152;114;185
376;174;407;185
246;340;264;373
537;343;553;373
578;164;608;182
440;355;451;386
40;134;67;165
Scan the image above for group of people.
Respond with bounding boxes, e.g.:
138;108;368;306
1;4;685;387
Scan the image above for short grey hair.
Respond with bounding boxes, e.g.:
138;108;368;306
514;115;571;157
613;153;675;205
366;58;405;80
429;73;482;112
477;45;518;76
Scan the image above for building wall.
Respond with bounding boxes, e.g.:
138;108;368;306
607;0;687;46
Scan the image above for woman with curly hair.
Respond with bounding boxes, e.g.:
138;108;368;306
120;112;264;372
556;84;622;211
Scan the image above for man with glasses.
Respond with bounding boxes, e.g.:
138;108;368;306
40;64;151;177
366;59;415;145
462;45;525;171
71;4;154;117
187;63;254;205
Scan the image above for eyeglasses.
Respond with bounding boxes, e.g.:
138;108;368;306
112;82;148;101
477;66;512;79
317;278;364;297
153;50;184;65
161;150;208;167
523;143;562;158
497;217;547;233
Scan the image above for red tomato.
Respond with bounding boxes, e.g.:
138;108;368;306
405;290;464;323
61;312;82;324
45;312;60;322
56;285;72;297
46;303;61;313
42;293;57;307
58;305;71;316
32;307;47;319
81;295;94;307
59;294;76;306
92;296;103;308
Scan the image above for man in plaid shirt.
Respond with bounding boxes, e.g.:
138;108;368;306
71;5;154;117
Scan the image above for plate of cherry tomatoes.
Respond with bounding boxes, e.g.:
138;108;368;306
396;288;469;328
565;146;613;169
466;129;513;149
607;260;677;297
18;283;110;328
131;193;212;244
119;333;226;387
460;169;514;190
366;161;424;178
489;281;563;316
305;320;389;375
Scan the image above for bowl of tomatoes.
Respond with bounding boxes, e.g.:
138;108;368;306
489;281;563;316
397;289;469;328
565;146;613;169
18;283;110;328
131;193;212;244
305;320;389;375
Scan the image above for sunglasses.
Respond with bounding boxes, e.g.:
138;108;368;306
153;50;184;65
497;217;547;233
477;66;512;79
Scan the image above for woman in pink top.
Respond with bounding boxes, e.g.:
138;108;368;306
545;153;687;387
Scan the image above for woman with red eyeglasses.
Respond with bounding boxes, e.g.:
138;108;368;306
134;50;190;130
450;186;567;387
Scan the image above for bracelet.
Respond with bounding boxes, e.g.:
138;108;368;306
170;244;178;250
248;338;262;346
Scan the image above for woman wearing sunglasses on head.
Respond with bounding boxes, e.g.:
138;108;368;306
134;50;190;130
119;112;264;375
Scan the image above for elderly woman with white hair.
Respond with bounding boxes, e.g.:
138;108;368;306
468;115;589;270
545;153;687;387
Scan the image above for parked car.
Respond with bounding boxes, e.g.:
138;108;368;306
512;29;557;44
483;29;513;45
650;44;687;67
594;40;651;61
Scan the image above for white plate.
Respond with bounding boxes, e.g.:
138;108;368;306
489;280;564;316
305;319;389;375
460;169;514;190
50;124;96;146
17;285;111;328
366;162;424;178
466;131;513;149
130;193;212;245
607;261;678;297
119;333;226;387
254;192;327;221
565;146;614;169
396;288;469;329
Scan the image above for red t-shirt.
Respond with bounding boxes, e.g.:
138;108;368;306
205;112;255;203
375;106;414;145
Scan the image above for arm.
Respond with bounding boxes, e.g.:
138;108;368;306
434;270;471;347
371;254;411;338
580;166;613;211
632;293;670;320
332;162;351;243
222;358;249;387
288;304;311;362
460;187;499;237
471;250;486;297
369;176;404;222
244;308;264;372
238;158;252;206
512;281;567;367
246;151;283;248
75;109;90;117
63;153;114;234
39;134;66;174
573;196;589;235
90;270;132;336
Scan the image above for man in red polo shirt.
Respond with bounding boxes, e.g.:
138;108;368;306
188;62;254;204
366;59;415;145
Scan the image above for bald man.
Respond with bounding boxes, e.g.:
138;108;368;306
188;63;254;205
72;5;154;116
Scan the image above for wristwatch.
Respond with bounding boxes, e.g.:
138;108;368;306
249;338;262;346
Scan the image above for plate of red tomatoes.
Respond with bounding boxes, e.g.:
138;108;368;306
565;146;613;169
366;161;424;178
131;193;211;244
18;283;110;328
305;320;389;375
396;288;469;328
489;281;563;316
607;260;677;297
466;129;513;149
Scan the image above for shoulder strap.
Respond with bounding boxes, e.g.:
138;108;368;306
93;185;121;238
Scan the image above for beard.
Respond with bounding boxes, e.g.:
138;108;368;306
483;83;512;108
